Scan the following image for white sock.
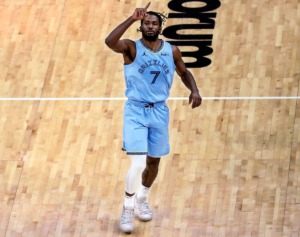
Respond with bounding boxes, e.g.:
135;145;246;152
124;195;134;208
136;185;149;200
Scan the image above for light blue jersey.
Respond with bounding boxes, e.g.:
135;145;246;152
124;39;176;103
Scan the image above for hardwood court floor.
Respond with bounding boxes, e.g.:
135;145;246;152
0;0;300;236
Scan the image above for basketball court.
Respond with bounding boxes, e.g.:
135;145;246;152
0;0;299;236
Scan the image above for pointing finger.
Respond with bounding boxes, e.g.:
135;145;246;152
144;2;151;10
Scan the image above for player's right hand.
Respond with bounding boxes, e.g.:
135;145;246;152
132;2;151;20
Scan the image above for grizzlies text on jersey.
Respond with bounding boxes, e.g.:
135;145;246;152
124;39;176;103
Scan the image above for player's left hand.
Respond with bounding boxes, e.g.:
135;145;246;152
189;91;202;109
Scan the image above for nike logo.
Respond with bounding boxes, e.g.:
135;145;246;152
161;53;168;56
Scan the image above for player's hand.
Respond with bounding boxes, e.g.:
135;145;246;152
132;2;151;20
189;91;202;109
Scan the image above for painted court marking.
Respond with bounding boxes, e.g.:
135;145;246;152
0;96;299;101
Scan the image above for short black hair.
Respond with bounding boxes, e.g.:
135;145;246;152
141;11;167;27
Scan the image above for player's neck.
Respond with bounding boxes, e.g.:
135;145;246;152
141;38;162;52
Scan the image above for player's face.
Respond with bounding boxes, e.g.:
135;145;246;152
140;15;161;41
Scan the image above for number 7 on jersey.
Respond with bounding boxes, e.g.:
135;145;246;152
150;71;161;84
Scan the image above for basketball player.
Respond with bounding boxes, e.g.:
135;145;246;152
105;2;202;233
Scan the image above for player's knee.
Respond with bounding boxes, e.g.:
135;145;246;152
132;162;146;174
130;155;147;174
146;156;160;172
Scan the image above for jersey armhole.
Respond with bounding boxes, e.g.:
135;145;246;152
123;40;137;65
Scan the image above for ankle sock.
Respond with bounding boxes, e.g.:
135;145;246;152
124;194;135;208
137;185;149;199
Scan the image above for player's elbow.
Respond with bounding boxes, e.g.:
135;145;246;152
105;36;118;49
104;37;113;48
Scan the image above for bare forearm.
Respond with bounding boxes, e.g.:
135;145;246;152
105;16;135;47
181;70;199;93
105;3;150;50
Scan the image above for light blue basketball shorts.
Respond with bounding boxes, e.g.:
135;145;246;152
122;100;170;158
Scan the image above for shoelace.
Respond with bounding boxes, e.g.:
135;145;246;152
121;208;134;224
137;199;152;215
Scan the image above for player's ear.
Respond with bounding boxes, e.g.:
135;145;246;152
159;27;162;35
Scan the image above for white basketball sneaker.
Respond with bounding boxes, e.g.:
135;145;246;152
134;196;153;221
120;206;134;233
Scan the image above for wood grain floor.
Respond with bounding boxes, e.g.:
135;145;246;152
0;0;300;236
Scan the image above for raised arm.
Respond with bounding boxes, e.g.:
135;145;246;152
172;45;202;109
105;2;151;54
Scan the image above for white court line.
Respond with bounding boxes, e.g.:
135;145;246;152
0;96;299;101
